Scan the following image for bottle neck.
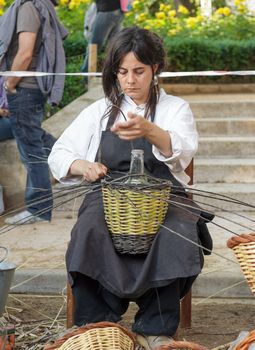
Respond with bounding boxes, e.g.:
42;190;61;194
126;149;147;185
129;150;144;175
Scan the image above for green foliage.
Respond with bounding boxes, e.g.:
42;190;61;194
57;4;88;57
163;37;255;83
1;0;255;111
55;4;88;111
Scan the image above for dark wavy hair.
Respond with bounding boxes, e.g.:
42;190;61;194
102;26;166;122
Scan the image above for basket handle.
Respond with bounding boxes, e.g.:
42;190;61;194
227;232;255;249
0;246;8;263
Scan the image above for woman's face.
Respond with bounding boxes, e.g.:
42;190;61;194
117;52;157;105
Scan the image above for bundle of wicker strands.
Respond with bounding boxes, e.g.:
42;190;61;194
102;177;171;254
227;232;255;295
151;339;208;350
233;330;255;350
43;322;136;350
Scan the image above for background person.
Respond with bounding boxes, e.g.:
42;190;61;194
49;26;213;350
81;0;124;76
0;0;68;225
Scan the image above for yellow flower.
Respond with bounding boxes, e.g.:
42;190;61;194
155;11;166;20
160;3;171;12
196;15;204;22
159;3;165;11
215;7;231;16
178;5;189;15
185;17;197;29
167;28;178;36
132;0;140;10
234;0;245;5
168;10;176;18
236;4;248;13
137;12;147;22
144;25;151;30
150;19;166;28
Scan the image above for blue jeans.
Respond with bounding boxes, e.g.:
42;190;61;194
81;9;124;73
7;87;56;220
0;117;14;141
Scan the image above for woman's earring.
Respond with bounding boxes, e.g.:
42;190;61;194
153;75;158;86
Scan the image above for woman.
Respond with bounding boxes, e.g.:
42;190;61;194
48;26;213;350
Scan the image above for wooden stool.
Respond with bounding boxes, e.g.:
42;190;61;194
66;160;194;329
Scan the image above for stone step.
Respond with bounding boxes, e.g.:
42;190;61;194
194;158;255;184
191;183;255;211
197;136;255;158
196;117;255;136
186;95;255;118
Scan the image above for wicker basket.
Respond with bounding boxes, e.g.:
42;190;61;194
44;322;136;350
227;233;255;295
102;177;171;255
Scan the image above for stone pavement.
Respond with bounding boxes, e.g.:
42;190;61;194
1;80;255;301
0;203;254;299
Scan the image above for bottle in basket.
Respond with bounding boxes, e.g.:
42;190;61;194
126;149;147;185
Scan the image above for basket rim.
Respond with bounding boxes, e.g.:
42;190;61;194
101;175;172;190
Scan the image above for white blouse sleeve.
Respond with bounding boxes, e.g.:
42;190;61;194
48;105;98;182
153;99;198;175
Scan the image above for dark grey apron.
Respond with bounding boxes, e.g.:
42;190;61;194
66;117;212;298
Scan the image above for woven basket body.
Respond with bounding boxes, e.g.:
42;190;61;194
44;322;136;350
232;242;255;295
102;179;171;254
58;324;135;350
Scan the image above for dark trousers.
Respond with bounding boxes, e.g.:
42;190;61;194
72;273;197;336
7;87;56;220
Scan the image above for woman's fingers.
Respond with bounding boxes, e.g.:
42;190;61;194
83;162;107;182
111;114;153;140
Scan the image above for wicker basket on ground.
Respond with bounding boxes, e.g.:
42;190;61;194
227;232;255;295
102;176;171;255
43;322;136;350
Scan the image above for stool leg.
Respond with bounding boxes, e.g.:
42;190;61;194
180;289;192;328
67;282;74;328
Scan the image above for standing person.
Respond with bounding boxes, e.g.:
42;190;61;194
49;27;213;350
0;0;68;225
81;0;124;75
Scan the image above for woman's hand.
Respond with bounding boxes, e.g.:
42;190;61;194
69;159;107;182
111;111;153;140
0;108;9;117
111;111;172;157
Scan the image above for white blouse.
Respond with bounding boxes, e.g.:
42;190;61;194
48;89;198;185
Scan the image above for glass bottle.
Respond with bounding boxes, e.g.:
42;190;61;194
126;149;148;185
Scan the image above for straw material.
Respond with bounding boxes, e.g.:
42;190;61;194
156;339;208;350
44;322;135;350
102;180;171;254
227;233;255;295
